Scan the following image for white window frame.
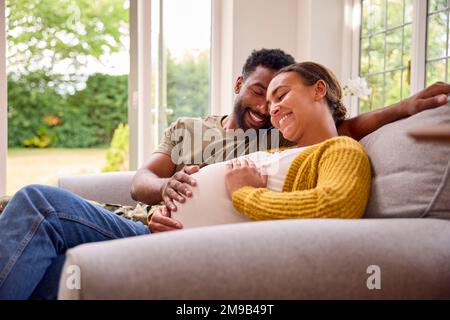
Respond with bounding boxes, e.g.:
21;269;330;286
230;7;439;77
211;0;233;116
411;0;427;93
0;0;6;195
343;0;362;117
350;0;429;115
129;0;154;170
129;0;215;169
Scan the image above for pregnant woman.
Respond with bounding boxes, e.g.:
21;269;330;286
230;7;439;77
149;62;372;231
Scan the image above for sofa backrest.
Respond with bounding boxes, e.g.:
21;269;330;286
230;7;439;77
360;104;450;219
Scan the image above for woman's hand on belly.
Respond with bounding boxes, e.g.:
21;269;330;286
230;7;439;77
148;206;183;232
225;159;268;198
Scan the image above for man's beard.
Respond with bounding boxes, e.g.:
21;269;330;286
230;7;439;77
233;98;272;131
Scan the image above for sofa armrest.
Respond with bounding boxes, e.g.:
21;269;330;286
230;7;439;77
57;171;137;206
58;218;450;299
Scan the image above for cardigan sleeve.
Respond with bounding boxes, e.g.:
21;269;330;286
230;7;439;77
231;138;372;220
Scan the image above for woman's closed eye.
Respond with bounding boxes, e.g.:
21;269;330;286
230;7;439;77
277;91;288;101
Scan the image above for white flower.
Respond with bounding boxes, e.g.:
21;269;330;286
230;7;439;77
342;77;371;99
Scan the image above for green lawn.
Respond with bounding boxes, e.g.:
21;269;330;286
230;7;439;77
7;148;108;196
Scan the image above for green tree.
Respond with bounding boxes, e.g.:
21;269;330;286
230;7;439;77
360;0;412;112
7;71;65;147
7;72;128;148
63;73;128;146
6;0;128;77
6;0;130;149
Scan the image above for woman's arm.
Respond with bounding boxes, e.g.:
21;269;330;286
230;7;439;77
231;139;372;220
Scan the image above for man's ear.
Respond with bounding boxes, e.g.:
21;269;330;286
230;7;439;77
314;80;327;100
234;76;244;94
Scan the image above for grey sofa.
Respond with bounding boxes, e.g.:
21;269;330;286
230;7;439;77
57;105;450;300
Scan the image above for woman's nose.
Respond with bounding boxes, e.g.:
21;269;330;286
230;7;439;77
269;103;280;116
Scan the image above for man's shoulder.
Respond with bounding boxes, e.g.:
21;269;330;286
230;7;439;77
168;115;225;130
202;115;226;127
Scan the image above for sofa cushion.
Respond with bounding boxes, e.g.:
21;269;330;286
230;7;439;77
360;104;450;219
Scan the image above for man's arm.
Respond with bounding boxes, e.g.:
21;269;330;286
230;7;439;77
338;82;450;140
130;153;198;210
130;153;176;205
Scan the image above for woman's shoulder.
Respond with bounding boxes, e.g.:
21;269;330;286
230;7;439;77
267;136;365;154
309;136;367;157
319;135;363;148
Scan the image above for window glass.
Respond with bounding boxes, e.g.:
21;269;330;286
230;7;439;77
6;0;129;195
359;0;412;111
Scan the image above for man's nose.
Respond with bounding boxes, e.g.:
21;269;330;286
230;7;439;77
255;101;269;114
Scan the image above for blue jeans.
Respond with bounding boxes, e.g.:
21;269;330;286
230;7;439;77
0;185;150;299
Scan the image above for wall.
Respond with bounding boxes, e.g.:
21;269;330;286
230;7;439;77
300;0;347;79
232;0;299;85
212;0;349;115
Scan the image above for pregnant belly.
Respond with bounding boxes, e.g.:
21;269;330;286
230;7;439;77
171;162;250;229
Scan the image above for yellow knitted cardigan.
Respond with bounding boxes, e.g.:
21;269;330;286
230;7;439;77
232;136;372;220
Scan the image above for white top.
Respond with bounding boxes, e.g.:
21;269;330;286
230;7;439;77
171;146;307;229
243;146;308;192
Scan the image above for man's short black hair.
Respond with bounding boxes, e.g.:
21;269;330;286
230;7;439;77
242;48;296;78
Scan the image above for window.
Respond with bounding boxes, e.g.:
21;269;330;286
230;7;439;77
357;0;449;113
0;0;212;192
5;0;130;195
150;0;211;147
359;0;414;112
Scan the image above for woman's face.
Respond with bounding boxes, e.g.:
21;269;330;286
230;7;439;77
267;72;326;144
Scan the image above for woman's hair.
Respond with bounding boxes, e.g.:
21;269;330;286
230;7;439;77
275;61;347;126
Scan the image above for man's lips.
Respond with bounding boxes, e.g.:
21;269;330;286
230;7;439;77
248;110;265;123
245;109;268;128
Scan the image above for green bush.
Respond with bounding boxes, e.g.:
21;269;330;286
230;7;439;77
102;123;129;172
7;72;128;148
64;73;128;147
22;127;54;148
7;51;209;150
7;71;66;147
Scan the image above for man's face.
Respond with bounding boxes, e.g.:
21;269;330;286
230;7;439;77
233;66;278;130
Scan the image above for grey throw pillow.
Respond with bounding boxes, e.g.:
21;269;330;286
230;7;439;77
360;104;450;219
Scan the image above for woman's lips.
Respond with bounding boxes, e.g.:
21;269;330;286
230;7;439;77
278;112;293;127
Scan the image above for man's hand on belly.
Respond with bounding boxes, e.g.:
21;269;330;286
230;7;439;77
148;205;183;232
161;165;199;212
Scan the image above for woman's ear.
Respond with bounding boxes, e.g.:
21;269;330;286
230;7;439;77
234;76;244;94
314;80;327;101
